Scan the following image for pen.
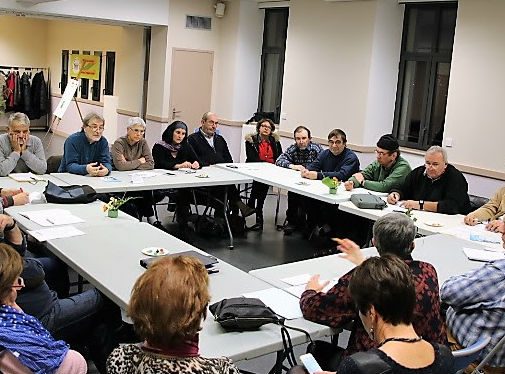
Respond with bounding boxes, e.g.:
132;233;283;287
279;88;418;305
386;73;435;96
208;268;219;274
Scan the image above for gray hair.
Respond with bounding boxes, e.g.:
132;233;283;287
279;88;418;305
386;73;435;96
373;213;417;257
8;112;30;128
426;145;447;164
127;117;146;129
82;112;105;127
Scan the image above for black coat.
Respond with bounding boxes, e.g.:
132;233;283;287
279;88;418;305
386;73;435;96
244;132;282;163
152;143;199;170
188;130;233;166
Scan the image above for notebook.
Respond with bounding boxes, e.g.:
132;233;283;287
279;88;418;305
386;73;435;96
140;250;218;269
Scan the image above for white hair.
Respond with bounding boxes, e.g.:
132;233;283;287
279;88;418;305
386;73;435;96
127;117;146;129
426;145;448;163
8;112;30;128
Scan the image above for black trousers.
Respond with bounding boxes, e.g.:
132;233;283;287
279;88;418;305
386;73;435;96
247;181;269;213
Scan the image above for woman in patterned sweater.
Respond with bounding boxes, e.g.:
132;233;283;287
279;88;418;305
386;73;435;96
300;213;447;369
107;255;240;374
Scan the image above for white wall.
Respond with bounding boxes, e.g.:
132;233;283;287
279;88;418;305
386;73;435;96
0;0;169;26
443;0;505;173
280;0;377;143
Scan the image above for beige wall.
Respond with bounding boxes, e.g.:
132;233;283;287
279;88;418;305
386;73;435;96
444;0;505;173
0;16;48;67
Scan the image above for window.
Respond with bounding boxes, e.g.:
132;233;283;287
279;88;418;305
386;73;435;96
258;8;289;124
81;51;90;99
91;51;102;102
72;50;79;97
60;50;69;94
393;3;457;149
104;51;116;95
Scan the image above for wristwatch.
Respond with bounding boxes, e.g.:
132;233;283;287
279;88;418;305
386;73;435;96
419;200;424;210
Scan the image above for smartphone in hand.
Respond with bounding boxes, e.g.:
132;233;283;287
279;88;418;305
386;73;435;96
299;353;322;374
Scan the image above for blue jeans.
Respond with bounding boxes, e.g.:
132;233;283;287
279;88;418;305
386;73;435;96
40;288;103;341
25;250;70;298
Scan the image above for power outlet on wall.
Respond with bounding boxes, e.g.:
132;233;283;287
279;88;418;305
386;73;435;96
445;137;453;147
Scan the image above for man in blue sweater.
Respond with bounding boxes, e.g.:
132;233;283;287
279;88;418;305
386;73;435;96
302;128;359;180
58;112;112;176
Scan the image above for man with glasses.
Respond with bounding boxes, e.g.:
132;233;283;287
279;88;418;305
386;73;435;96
58;112;112;176
0;112;47;176
387;146;471;214
344;134;411;193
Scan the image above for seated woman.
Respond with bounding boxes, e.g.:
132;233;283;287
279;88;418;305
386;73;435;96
112;117;157;224
152;121;200;236
244;118;282;231
107;255;240;374
316;255;453;374
0;243;87;374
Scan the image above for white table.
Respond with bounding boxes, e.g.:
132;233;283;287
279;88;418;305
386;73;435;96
215;162;386;204
250;234;486;291
41;221;332;361
0;174;68;193
51;167;252;193
5;201;137;232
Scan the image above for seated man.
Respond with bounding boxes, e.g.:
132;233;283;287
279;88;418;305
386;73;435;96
344;134;411;192
188;111;254;218
300;213;446;368
302;128;359;181
387;146;471;214
275;125;323;234
112;117;157;223
0;112;47;176
441;234;505;373
59;112;112;176
464;186;505;233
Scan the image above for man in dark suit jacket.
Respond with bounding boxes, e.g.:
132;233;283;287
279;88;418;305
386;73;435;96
188;112;254;218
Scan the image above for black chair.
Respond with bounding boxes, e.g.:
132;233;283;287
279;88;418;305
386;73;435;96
46;155;63;174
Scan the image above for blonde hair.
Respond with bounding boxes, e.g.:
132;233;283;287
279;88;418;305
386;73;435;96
128;255;210;347
0;244;23;302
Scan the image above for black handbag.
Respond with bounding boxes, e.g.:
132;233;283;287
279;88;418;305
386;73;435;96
209;297;284;331
44;180;97;204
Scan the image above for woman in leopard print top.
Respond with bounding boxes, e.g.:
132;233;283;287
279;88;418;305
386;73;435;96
106;256;240;374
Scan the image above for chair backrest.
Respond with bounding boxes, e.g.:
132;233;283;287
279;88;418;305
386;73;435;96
472;334;505;373
452;336;492;372
0;349;33;374
46;155;63;174
240;124;257;163
469;194;489;210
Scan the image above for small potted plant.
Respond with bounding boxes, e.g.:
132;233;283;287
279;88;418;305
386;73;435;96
102;195;138;218
322;176;340;194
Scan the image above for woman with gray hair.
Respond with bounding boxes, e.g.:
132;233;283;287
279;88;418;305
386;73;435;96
111;117;158;224
0;112;47;176
299;213;446;370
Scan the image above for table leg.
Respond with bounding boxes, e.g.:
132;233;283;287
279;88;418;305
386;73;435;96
223;186;234;250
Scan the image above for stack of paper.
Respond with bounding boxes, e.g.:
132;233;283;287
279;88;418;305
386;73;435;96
8;173;45;182
19;209;85;227
28;226;86;242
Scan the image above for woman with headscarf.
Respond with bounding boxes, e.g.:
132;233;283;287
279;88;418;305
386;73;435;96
152;121;200;239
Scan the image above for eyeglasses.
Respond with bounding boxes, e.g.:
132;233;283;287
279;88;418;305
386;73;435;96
129;128;145;134
260;124;272;130
328;140;343;145
87;125;105;132
375;149;391;156
12;277;24;289
425;161;443;167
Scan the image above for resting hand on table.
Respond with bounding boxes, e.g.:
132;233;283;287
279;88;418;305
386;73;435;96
290;164;305;172
301;169;318;180
486;220;505;233
387;191;400;205
1;188;23;197
96;164;109;177
305;274;329;292
401;200;419;210
86;163;101;176
333;238;365;266
463;214;479;226
13;192;29;206
191;161;200;169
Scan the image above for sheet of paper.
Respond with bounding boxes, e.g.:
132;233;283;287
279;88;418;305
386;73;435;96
28;226;86;242
129;171;164;178
284;278;339;299
8;172;45;182
19;209;85;227
243;288;303;320
281;273;311;286
101;176;121;182
463;247;505;262
442;225;502;245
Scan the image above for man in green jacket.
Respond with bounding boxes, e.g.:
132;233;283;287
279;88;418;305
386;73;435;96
344;134;411;193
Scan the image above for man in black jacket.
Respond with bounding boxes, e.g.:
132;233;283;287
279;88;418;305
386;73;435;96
188;112;254;218
387;146;471;214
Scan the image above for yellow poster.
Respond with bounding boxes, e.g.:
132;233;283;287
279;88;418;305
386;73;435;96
70;54;100;80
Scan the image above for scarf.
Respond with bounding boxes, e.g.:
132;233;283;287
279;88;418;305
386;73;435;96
0;304;69;374
142;335;200;358
155;140;182;154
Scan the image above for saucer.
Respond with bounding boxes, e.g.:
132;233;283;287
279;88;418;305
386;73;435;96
141;247;168;256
